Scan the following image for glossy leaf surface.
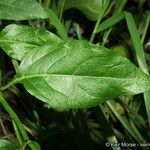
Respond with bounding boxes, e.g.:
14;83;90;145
0;0;47;20
0;24;62;60
13;40;150;110
64;0;103;21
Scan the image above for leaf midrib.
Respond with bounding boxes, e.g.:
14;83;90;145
15;73;131;83
1;73;128;91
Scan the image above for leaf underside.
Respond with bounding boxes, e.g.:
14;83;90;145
14;40;150;110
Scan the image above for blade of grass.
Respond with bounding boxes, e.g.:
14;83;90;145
141;14;150;44
89;0;111;42
64;20;72;33
107;101;145;142
101;0;127;45
12;120;24;146
101;28;112;46
129;119;145;141
124;12;150;127
124;12;148;73
73;23;82;40
96;12;124;33
59;0;66;21
45;8;68;40
0;117;7;136
95;106;121;150
120;98;146;129
0;92;37;150
104;1;115;17
114;0;127;14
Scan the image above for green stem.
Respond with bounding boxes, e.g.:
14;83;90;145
12;120;24;146
101;28;112;46
89;14;103;43
141;14;150;44
89;0;110;43
0;92;36;150
0;78;17;91
11;59;19;72
59;0;66;21
0;117;7;135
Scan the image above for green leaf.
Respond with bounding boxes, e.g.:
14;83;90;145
0;0;47;20
0;139;16;150
96;12;124;33
111;45;129;58
64;0;103;21
7;39;150;110
114;0;127;13
30;141;41;150
0;24;62;60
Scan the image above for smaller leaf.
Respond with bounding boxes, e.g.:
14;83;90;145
96;12;124;33
0;0;47;20
63;0;103;21
30;141;41;150
111;45;129;58
0;24;63;60
0;139;16;150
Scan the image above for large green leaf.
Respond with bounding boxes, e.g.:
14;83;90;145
0;139;16;150
10;40;150;110
0;0;47;20
0;24;62;60
64;0;103;21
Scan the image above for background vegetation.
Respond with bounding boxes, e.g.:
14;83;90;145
0;0;150;149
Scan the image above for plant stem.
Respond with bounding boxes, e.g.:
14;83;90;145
0;117;7;136
125;12;150;128
89;14;103;43
102;28;112;46
11;59;19;72
0;92;36;150
0;79;17;91
12;120;24;145
141;14;150;44
89;0;110;43
59;0;66;21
